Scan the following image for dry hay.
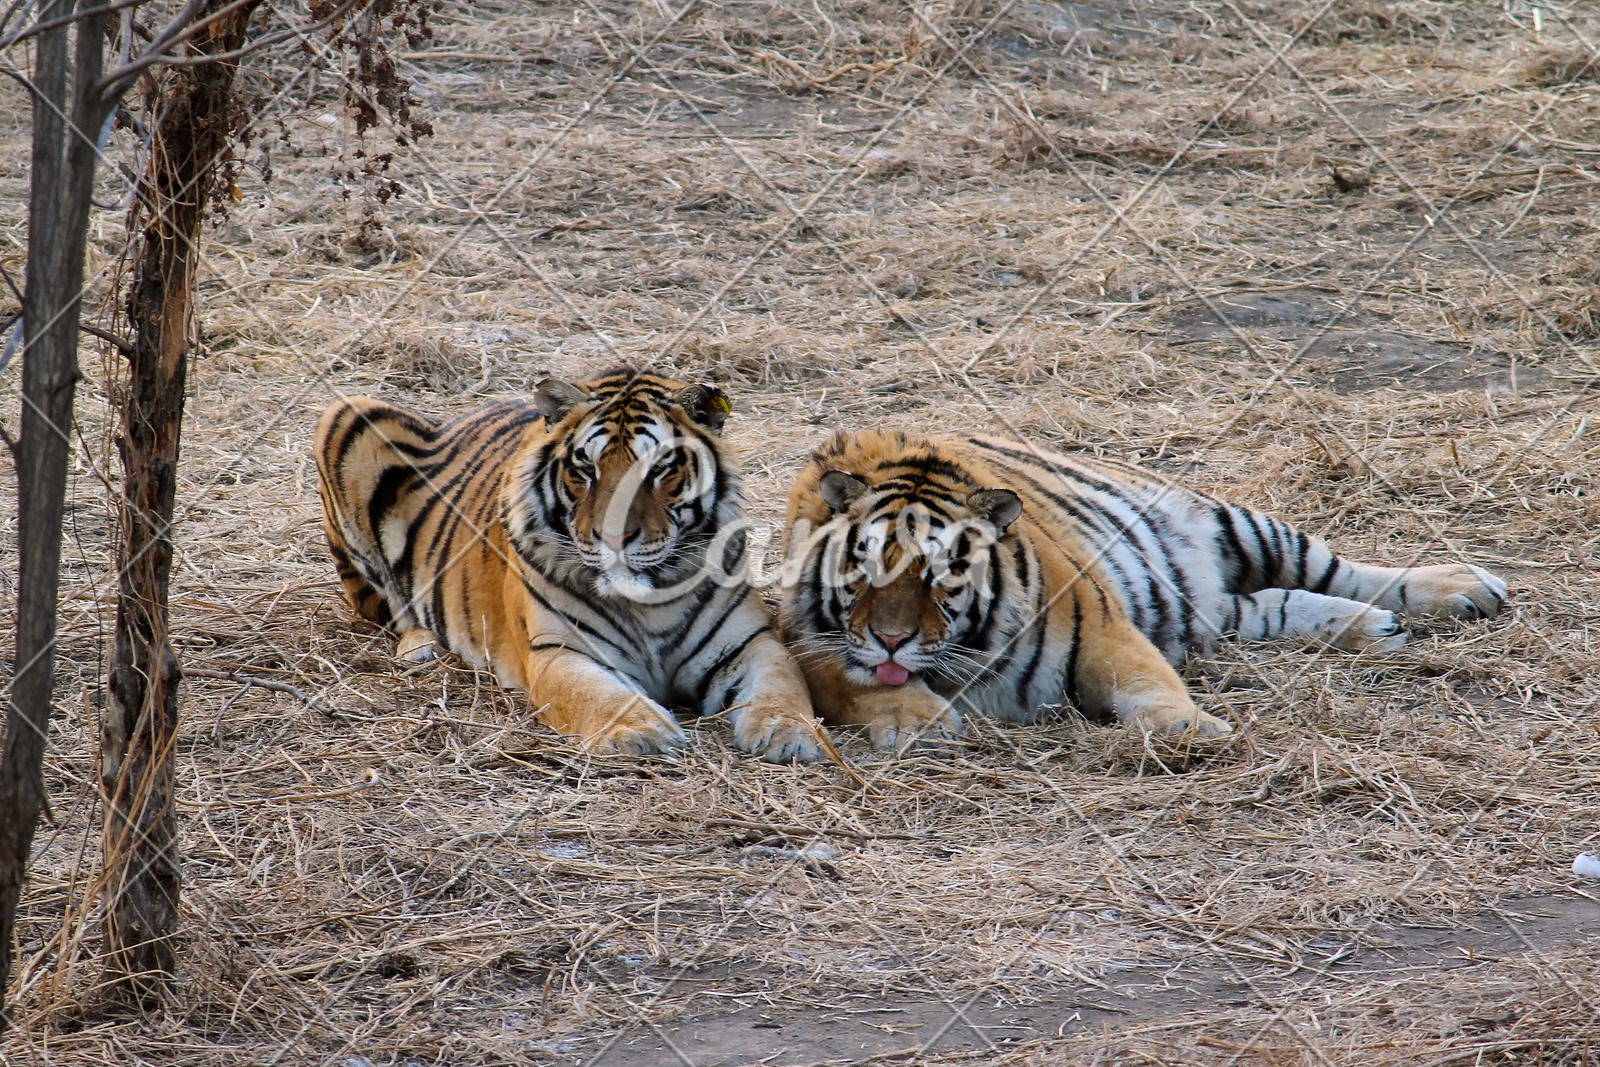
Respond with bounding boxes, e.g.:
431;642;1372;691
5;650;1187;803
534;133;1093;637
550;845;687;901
1;0;1599;1064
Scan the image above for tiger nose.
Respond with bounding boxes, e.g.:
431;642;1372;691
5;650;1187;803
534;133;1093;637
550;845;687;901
872;628;914;652
599;529;638;550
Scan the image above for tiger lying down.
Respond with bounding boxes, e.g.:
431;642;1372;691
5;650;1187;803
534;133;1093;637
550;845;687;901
314;369;824;762
779;431;1508;751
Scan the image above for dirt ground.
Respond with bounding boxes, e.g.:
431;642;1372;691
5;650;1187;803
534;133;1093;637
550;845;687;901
3;0;1600;1064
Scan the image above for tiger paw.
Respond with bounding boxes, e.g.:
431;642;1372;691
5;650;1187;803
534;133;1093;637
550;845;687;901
1397;565;1508;620
857;686;964;752
1130;703;1232;740
1312;602;1406;653
732;704;824;763
396;629;439;663
582;701;687;756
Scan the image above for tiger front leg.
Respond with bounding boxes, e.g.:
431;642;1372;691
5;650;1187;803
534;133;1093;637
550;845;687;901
795;653;962;752
1075;612;1232;739
719;633;827;763
526;646;686;756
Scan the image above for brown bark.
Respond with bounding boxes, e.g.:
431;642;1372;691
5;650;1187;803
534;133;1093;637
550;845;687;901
1;0;115;1029
101;1;260;1004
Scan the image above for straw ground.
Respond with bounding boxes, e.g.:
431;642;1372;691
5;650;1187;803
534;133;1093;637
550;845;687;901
2;0;1599;1063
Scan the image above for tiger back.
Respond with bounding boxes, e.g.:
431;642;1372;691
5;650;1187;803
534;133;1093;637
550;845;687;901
315;369;822;761
778;430;1507;751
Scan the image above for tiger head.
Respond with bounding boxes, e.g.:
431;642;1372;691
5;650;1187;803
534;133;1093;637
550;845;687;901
508;368;740;600
784;435;1023;688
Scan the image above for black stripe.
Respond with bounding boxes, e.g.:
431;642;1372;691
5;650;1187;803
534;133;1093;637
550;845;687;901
367;465;414;549
677;585;755;670
1215;504;1252;590
1266;518;1290;586
332;404;439;469
516;573;632;655
1309;556;1339;594
872;452;975;483
656;579;721;645
1011;538;1031;593
691;625;770;710
1014;611;1047;707
1246;513;1280;589
1062;598;1082;709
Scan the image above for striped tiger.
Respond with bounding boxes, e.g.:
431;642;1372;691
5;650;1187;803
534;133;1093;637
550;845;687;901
314;368;823;761
778;431;1507;750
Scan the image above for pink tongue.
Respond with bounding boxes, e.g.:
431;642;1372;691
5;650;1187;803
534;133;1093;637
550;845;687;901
876;662;910;686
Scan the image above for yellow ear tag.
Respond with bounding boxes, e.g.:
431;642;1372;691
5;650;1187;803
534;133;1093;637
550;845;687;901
710;395;731;415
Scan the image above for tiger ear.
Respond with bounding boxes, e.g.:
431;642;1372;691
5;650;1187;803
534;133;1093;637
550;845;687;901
968;488;1022;533
534;378;590;421
676;384;732;434
819;470;869;513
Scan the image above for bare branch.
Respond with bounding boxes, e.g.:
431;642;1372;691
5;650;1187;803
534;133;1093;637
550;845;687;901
79;321;133;354
0;0;149;50
117;0;363;76
98;0;363;96
95;0;208;95
0;258;21;302
186;669;347;721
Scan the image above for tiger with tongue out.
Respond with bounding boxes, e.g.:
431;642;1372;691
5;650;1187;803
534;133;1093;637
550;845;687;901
778;430;1508;751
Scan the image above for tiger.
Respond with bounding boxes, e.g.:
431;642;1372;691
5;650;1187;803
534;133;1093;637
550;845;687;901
778;430;1508;751
313;367;823;762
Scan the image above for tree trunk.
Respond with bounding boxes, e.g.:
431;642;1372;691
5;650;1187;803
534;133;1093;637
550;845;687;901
1;0;113;1029
101;0;261;1005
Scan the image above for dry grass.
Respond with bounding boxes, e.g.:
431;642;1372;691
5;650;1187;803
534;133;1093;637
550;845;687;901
2;0;1600;1064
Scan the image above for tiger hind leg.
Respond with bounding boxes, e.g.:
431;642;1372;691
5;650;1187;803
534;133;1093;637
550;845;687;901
1336;563;1507;620
1211;502;1508;621
1228;589;1405;653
